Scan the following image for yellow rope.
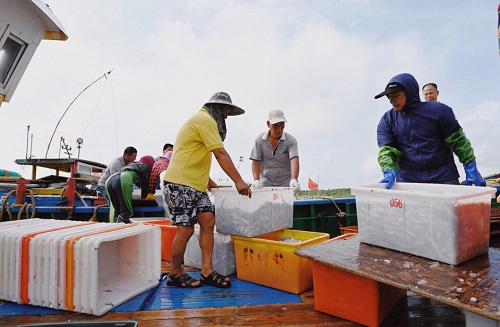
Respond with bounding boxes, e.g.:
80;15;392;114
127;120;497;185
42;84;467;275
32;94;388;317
60;187;67;201
89;203;109;222
17;202;28;220
28;189;36;217
0;189;36;221
0;190;15;221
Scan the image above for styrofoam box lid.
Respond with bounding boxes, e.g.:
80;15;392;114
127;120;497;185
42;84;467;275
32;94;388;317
351;183;496;199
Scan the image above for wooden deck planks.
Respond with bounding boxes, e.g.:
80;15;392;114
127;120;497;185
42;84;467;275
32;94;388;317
1;290;466;327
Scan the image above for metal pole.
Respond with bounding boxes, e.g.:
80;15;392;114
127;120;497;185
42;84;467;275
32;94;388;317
25;125;30;159
30;134;33;158
59;137;62;158
317;173;320;196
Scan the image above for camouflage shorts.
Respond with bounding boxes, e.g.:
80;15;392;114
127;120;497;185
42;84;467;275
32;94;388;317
163;182;214;226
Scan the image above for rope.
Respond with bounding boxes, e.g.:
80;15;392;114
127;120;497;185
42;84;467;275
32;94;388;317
60;187;67;201
0;190;15;221
0;189;36;221
322;196;347;218
17;202;28;220
75;191;89;207
60;187;89;207
27;189;36;217
89;203;109;222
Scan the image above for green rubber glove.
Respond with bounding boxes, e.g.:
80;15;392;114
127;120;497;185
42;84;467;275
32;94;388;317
378;145;402;172
444;128;476;164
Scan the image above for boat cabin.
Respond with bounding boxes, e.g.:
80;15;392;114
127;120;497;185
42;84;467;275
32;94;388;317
14;158;107;183
0;0;67;107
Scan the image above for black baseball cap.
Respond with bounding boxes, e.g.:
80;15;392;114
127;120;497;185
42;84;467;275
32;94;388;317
374;83;404;99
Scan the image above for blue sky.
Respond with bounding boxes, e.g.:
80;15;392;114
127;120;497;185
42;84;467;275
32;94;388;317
1;0;499;189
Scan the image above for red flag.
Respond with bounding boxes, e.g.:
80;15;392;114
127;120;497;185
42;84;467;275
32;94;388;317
308;178;319;190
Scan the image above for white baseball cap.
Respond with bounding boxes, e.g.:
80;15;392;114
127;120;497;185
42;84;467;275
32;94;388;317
268;110;288;124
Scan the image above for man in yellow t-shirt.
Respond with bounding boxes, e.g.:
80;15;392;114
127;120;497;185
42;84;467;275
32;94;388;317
164;92;251;289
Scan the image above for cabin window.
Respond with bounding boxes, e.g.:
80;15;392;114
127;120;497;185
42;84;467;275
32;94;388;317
0;34;27;87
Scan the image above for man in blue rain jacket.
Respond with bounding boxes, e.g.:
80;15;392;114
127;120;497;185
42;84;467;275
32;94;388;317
374;72;485;189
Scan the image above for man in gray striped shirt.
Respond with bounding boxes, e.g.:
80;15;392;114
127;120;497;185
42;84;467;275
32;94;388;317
250;110;300;192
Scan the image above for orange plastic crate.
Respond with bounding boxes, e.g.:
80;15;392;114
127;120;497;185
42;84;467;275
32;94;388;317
144;220;176;261
339;226;358;235
312;235;406;327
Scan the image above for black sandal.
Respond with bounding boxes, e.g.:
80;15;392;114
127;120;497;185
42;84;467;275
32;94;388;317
200;271;231;288
166;272;201;288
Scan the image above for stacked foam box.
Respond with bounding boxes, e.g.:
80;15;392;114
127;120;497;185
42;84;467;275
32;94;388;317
0;218;161;316
184;226;236;276
210;187;295;279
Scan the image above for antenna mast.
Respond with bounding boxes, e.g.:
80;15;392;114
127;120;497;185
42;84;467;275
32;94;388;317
45;70;113;158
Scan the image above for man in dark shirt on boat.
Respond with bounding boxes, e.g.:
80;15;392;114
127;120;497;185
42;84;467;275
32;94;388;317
249;109;300;192
163;92;251;288
97;146;137;203
106;155;154;223
374;73;485;189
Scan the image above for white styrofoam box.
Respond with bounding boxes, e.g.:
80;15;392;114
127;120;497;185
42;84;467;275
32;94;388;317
0;219;48;301
213;187;294;237
184;226;236;276
0;220;38;300
74;224;161;315
2;219;81;303
466;311;500;327
73;225;133;313
34;222;119;309
159;170;169;217
28;221;94;307
0;219;161;316
55;223;127;310
351;183;496;265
